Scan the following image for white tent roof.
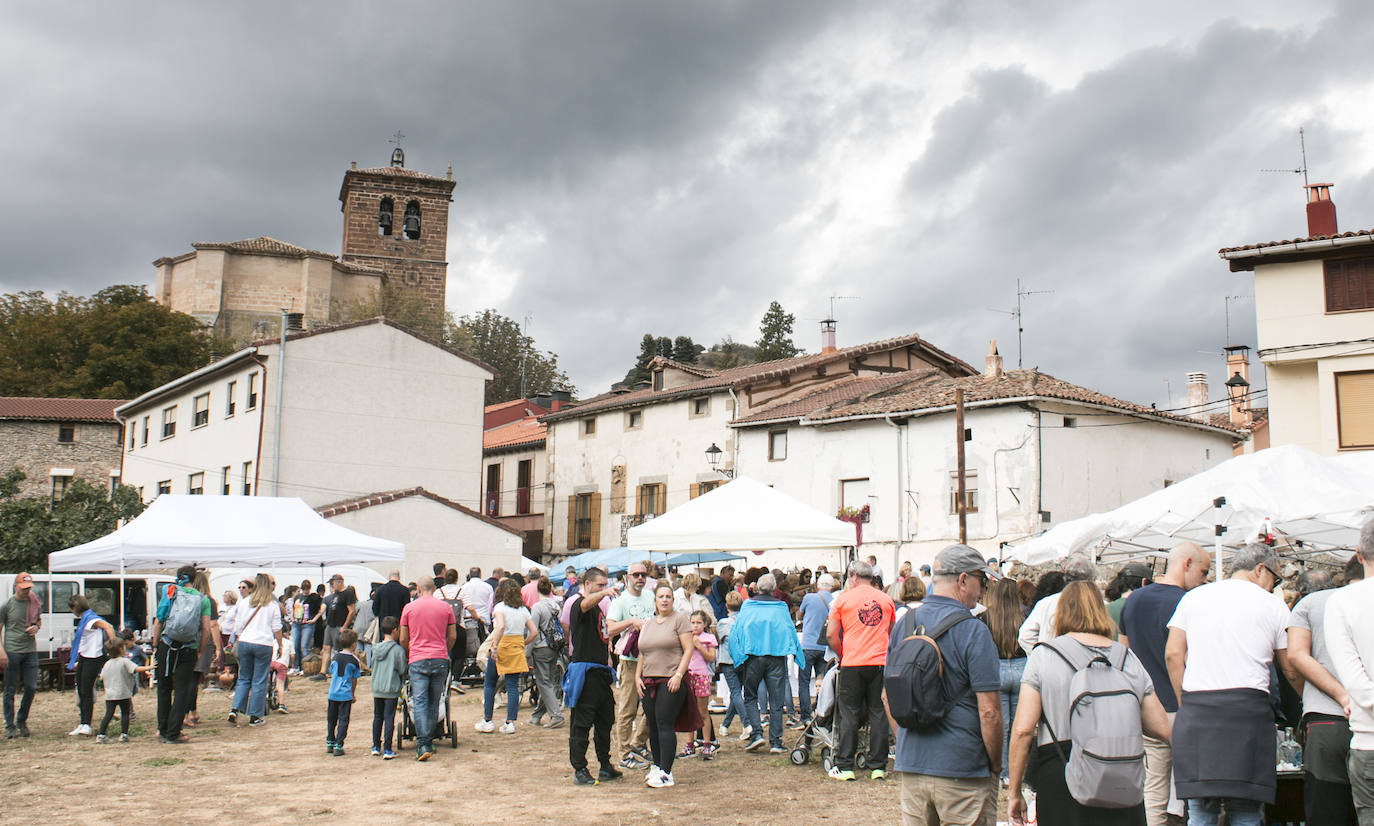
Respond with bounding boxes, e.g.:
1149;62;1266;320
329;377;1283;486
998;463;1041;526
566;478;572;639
50;495;405;571
1007;445;1374;565
626;477;856;552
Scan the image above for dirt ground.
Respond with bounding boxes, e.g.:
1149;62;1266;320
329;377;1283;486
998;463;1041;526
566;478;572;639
5;674;911;825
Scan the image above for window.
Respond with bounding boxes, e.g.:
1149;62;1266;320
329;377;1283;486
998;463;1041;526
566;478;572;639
690;397;711;418
516;459;533;515
378;197;394;236
403;201;421;239
948;469;979;514
160;406;176;439
32;580;77;615
768;430;787;461
691;480;722;499
192;393;210;428
51;473;72;503
57;423;75;443
1062;416;1077;428
1336;371;1374;449
141;416;149;446
840;478;871;512
108;474;120;495
637;483;666;517
626;410;643;430
127;426;135;451
157;480;172;496
485;463;501;516
1325;258;1374;313
571;492;599;549
652;371;664;391
582;417;597;436
241;461;253;496
222;466;232;495
188;472;204;495
225;381;237;417
247;373;258;410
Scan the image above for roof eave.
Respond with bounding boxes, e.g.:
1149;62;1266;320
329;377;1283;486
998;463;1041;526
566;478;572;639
1219;233;1374;271
115;348;261;418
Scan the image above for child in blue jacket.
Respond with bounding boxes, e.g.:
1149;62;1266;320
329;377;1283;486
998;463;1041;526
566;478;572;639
325;629;361;755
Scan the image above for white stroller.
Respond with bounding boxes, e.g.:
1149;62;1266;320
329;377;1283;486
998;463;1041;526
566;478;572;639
789;664;871;771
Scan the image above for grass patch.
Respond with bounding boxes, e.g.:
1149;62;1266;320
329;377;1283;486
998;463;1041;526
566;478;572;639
142;757;183;767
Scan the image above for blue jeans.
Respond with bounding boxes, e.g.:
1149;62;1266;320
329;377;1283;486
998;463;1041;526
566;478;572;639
231;642;273;718
2;650;38;729
1187;798;1263;826
291;622;312;669
482;655;519;723
999;656;1026;778
719;662;747;729
741;655;788;748
408;658;448;752
798;649;830;719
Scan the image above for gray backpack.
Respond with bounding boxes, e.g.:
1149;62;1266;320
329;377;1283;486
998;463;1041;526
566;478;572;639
162;585;203;646
1040;640;1145;808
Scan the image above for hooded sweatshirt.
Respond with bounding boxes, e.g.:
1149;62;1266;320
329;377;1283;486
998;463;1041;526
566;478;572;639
369;639;406;699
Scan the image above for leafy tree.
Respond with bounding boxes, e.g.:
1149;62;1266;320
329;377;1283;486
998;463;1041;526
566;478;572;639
0;472;146;573
446;309;573;405
700;336;757;370
754;301;802;361
622;334;660;387
672;336;704;365
0;286;228;399
342;280;447;341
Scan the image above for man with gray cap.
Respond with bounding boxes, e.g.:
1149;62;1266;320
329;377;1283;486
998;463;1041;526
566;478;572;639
887;544;1002;823
1017;554;1096;652
1166;542;1293;826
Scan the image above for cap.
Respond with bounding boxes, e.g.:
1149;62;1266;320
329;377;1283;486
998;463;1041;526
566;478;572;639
14;572;33;589
932;545;1000;580
919;564;931;574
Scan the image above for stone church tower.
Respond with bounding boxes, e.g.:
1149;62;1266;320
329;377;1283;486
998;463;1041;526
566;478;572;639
338;147;456;314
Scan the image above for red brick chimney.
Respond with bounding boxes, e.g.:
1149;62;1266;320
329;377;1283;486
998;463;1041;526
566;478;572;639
1305;183;1337;237
820;318;837;354
1223;345;1251;427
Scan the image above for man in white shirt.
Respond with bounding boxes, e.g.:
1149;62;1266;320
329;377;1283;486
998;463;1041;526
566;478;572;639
1324;520;1374;824
1166;543;1294;826
458;569;494;654
1017;555;1096;652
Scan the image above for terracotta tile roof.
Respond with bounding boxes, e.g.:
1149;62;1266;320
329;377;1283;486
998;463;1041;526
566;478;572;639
1218;228;1374;254
0;397;125;423
347;166;453;183
795;369;1239;433
543;332;977;423
731;370;941;424
192;236;336;259
483;417;546;452
316;486;522;536
646;356;716;378
250;317;497;376
485;399;530;414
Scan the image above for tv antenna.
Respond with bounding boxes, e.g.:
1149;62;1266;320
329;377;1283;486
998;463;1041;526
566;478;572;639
1261;127;1309;186
987;279;1054;368
519;313;532;399
1224;294;1252;346
827;295;860;319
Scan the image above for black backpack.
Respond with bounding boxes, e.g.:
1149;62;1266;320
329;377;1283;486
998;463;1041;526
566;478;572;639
883;608;978;730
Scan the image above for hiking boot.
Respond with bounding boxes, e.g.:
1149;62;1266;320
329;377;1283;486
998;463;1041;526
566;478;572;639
597;766;623;782
573;768;598;786
828;766;855;781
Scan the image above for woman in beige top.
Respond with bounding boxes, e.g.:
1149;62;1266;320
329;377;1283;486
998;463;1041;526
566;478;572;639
635;583;694;788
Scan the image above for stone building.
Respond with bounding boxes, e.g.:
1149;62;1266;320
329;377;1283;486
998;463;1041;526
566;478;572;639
153;147;455;342
0;398;125;500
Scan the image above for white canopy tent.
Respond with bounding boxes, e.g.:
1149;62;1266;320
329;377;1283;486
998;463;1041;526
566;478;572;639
1006;445;1374;571
627;477;856;570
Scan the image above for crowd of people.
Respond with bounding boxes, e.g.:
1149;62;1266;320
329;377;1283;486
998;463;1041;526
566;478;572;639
8;521;1374;825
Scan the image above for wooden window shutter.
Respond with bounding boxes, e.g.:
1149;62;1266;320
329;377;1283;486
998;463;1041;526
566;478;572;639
589;492;602;548
1337;371;1374;448
566;495;577;550
1326;258;1374;312
689;483;700;500
636;484;645;515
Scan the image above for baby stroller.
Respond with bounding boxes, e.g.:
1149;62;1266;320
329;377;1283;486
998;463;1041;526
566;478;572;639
397;672;459;749
789;665;871;772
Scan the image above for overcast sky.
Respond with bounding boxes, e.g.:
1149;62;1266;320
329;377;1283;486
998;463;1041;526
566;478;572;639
4;1;1370;409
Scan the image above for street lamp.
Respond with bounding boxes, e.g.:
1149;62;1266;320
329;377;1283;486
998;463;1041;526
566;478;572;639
705;443;734;478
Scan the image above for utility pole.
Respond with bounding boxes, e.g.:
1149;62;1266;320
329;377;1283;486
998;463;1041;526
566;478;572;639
955;387;967;544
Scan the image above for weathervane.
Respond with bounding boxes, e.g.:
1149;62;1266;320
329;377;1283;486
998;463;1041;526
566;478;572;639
389;130;406;168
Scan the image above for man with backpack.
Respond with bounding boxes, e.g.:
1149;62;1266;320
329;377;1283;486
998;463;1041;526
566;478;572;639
826;560;895;781
151;564;213;744
885;544;1002;825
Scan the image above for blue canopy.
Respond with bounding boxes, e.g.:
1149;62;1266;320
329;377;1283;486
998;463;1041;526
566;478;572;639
560;547;741;573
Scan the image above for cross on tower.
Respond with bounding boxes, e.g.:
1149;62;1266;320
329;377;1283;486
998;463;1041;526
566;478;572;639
389;130;406;149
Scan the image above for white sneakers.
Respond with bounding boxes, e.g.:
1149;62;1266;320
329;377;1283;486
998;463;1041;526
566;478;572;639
719;722;730;737
68;724;93;736
498;721;515;735
645;765;675;788
474;720;494;733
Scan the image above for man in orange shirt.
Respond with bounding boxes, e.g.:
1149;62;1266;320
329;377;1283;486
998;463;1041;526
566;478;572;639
827;559;896;780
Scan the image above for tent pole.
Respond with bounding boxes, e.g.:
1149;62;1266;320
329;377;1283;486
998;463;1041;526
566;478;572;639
1213;496;1226;583
119;560;126;630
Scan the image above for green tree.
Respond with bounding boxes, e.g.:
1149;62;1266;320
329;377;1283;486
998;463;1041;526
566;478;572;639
754;301;802;361
0;472;146;573
446;309;573;405
700;336;756;370
341;280;447;341
0;286;228;399
672;336;704;365
622;333;659;387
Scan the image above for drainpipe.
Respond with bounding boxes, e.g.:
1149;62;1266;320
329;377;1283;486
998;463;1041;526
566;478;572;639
1035;408;1043;532
272;309;287;495
884;413;905;546
728;388;741;474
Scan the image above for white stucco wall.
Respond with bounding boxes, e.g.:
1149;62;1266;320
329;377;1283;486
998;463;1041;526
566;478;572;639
322;495;523;583
1253;260;1374;352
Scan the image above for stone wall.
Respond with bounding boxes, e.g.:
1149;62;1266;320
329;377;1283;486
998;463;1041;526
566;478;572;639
339;172;453;313
0;420;123;499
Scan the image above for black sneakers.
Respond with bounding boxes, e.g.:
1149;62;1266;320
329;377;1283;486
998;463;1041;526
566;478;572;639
573;768;598;786
598;766;624;782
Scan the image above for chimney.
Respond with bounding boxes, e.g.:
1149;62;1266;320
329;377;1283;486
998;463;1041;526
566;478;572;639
1305;183;1337;237
820;318;837;354
1186;372;1208;420
1223;345;1252;427
551;390;572;404
984;340;1003;378
285;312;304;332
